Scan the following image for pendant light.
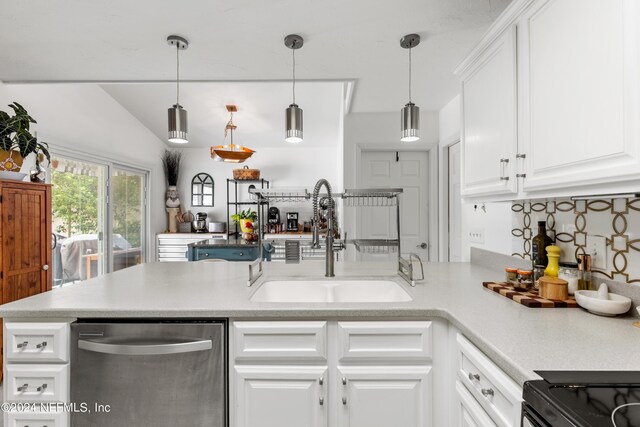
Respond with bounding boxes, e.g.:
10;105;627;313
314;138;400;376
284;34;304;143
167;35;189;144
400;34;420;142
210;105;255;163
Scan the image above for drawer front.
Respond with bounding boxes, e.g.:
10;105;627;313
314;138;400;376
197;247;258;261
5;410;68;427
456;381;497;427
337;321;432;362
5;323;69;363
233;321;327;362
457;334;522;427
5;364;69;403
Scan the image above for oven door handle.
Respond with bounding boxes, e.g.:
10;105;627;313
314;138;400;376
78;339;213;356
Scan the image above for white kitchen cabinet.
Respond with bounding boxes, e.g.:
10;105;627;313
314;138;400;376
518;0;640;193
459;25;518;198
455;381;498;427
234;365;327;427
337;366;432;427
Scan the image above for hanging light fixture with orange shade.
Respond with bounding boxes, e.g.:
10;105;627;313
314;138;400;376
210;105;255;163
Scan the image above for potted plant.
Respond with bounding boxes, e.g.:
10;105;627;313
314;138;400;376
161;150;182;208
231;209;258;234
0;102;50;172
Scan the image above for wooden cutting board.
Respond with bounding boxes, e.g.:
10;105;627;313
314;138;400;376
483;282;579;308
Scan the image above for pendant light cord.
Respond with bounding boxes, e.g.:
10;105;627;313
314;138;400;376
176;44;180;105
292;43;296;105
408;45;412;104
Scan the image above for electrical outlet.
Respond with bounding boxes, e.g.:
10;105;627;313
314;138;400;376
587;234;607;270
469;228;485;244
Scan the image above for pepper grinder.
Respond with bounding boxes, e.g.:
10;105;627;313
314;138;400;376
544;245;561;277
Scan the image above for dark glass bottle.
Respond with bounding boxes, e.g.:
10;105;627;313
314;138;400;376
531;221;554;268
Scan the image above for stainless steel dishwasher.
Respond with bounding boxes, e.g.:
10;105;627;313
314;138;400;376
70;320;227;426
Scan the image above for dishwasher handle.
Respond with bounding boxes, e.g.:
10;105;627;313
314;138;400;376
78;339;213;356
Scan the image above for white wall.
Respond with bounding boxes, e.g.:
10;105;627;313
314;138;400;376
0;82;166;256
177;145;339;225
342;111;440;261
437;94;512;261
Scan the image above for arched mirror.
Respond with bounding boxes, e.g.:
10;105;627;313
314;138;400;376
191;173;214;207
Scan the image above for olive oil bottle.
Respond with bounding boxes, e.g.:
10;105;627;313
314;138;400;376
531;221;554;268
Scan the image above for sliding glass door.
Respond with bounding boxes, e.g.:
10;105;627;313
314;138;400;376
111;167;146;272
50;154;148;287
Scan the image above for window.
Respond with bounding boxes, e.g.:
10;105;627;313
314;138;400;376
50;153;148;287
191;173;214;207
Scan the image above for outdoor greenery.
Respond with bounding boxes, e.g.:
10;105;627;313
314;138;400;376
51;168;142;249
51;169;99;236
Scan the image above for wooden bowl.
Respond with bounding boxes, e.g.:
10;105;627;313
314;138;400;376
539;276;569;300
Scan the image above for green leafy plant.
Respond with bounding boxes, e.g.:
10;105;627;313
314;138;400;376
231;208;257;224
0;102;50;167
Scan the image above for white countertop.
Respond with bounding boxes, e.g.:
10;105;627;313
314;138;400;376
1;260;639;385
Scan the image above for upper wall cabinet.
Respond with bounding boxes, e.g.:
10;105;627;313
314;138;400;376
457;0;640;200
519;0;640;193
459;26;518;198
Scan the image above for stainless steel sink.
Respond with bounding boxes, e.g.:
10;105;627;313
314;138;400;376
250;279;412;303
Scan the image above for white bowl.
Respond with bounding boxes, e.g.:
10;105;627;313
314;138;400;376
0;171;27;181
574;290;632;316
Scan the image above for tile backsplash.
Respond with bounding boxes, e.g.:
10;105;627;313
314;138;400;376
511;198;640;285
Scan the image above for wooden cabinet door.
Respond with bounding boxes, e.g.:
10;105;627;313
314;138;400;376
2;184;51;302
460;25;519;198
337;366;433;427
519;0;640;192
234;365;327;427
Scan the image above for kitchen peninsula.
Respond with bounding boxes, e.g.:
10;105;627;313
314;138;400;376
2;254;639;426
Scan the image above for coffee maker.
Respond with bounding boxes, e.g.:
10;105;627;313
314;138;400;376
268;207;280;224
286;212;299;232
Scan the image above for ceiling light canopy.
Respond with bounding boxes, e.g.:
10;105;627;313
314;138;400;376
400;34;420;142
210;105;255;163
167;35;189;144
284;34;304;143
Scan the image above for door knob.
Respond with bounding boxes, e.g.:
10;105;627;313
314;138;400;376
417;243;427;249
42;264;49;271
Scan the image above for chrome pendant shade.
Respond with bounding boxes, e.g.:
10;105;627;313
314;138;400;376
401;102;420;142
285;103;303;143
400;34;421;142
167;35;189;144
284;34;304;143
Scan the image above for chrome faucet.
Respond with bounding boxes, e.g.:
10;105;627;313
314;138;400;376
312;179;336;277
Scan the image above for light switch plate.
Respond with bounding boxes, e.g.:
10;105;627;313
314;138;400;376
469;228;485;244
587;234;607;270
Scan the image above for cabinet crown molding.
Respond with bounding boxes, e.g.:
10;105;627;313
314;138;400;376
454;0;535;76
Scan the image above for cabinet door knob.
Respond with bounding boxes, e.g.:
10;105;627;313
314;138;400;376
42;264;49;271
17;341;28;349
239;252;244;256
36;341;47;349
203;253;209;257
37;384;48;392
481;388;494;397
318;377;324;385
319;397;324;406
468;373;480;381
342;397;347;405
17;384;28;392
342;377;347;385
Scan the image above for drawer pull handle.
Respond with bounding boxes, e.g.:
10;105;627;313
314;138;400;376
239;252;244;256
37;341;48;349
342;397;347;405
37;384;48;392
319;377;324;385
481;388;494;397
342;377;347;385
17;341;28;349
17;384;28;392
204;253;210;257
468;373;480;381
319;397;324;405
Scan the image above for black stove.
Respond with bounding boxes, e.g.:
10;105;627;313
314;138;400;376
523;371;640;427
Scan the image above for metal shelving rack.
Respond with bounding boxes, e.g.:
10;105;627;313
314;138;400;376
226;178;270;239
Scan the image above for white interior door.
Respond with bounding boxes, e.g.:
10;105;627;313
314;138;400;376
448;143;463;262
359;151;429;259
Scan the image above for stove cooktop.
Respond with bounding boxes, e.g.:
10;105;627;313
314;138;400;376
524;371;640;427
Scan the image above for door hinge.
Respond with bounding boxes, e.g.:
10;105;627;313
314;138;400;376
1;271;3;279
0;195;3;203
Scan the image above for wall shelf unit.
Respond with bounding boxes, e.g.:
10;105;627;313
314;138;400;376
227;179;270;239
